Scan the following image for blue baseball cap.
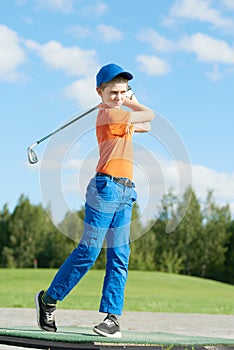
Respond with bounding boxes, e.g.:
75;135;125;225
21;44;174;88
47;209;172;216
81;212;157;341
96;63;133;87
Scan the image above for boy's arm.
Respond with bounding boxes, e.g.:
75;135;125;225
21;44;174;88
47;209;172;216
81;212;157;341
133;121;152;132
123;93;155;133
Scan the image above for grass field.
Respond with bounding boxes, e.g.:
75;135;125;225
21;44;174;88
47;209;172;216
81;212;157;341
0;269;233;314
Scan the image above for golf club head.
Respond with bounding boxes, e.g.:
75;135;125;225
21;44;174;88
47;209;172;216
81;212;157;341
27;146;39;164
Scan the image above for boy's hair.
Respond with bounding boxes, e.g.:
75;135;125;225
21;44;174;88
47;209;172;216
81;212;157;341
98;76;128;91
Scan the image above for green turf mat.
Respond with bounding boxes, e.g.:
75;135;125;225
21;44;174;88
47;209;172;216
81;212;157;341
0;326;234;346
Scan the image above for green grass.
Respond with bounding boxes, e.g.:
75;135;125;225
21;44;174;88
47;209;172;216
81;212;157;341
0;269;234;314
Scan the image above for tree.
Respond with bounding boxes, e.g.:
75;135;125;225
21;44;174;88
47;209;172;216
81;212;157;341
59;208;84;242
224;220;234;283
149;189;185;273
0;204;11;266
129;202;155;270
37;227;77;268
0;188;233;282
7;195;55;267
175;188;203;276
200;191;231;280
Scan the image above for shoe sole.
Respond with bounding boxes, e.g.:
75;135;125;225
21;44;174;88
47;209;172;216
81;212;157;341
34;291;42;331
93;326;122;338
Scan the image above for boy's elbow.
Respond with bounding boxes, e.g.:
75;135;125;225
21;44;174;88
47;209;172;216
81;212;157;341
143;122;151;131
135;121;151;132
149;110;155;121
146;122;152;131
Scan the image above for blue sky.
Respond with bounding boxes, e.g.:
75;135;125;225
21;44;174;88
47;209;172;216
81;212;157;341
0;0;234;225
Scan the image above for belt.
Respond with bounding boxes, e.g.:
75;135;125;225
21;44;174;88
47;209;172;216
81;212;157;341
96;172;134;188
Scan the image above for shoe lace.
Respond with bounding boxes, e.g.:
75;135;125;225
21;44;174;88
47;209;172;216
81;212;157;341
104;318;116;327
45;310;55;323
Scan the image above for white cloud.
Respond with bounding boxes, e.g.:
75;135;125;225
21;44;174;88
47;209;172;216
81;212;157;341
68;25;91;39
206;64;223;81
64;76;100;108
223;0;234;10
136;156;234;219
83;2;108;16
151;159;234;219
135;29;234;79
192;164;234;211
137;29;175;52
179;32;234;64
136;55;170;75
36;0;75;13
167;0;234;30
97;24;123;42
67;24;123;43
25;39;99;76
36;0;108;16
0;25;26;81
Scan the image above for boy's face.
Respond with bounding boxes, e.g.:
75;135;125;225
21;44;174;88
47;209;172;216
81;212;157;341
96;82;128;108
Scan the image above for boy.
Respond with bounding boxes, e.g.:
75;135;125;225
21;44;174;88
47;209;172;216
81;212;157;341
35;63;154;338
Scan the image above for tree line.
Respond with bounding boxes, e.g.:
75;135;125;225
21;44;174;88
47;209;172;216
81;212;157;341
0;187;233;284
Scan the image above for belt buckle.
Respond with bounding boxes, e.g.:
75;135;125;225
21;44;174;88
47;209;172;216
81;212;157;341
113;177;132;187
125;179;132;187
122;179;127;186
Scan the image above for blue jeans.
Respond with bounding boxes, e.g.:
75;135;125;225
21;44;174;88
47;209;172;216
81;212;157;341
47;174;137;315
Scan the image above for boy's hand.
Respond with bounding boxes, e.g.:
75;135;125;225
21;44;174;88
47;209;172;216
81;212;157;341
125;94;139;105
125;87;138;103
125;89;135;100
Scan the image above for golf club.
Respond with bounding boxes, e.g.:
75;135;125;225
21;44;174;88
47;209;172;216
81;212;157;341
27;105;99;164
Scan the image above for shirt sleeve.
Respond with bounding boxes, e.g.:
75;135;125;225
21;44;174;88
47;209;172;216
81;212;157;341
107;108;132;136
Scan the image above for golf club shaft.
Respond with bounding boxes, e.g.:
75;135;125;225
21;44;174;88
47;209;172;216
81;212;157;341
34;104;99;146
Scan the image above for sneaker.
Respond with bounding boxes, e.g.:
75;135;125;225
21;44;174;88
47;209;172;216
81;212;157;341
93;314;122;338
35;290;57;332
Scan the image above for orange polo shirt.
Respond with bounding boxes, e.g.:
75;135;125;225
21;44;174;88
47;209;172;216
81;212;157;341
96;105;134;180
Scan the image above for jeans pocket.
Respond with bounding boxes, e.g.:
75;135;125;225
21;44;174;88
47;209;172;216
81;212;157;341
95;177;108;192
86;177;119;211
96;177;118;201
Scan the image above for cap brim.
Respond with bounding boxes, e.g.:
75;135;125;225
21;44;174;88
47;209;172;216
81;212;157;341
102;71;133;84
117;72;133;80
